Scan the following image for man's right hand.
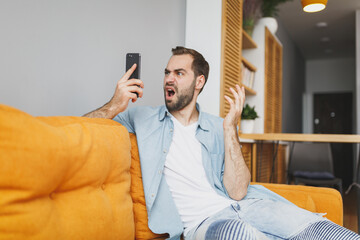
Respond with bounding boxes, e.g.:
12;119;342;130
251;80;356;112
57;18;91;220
83;64;144;119
109;64;144;113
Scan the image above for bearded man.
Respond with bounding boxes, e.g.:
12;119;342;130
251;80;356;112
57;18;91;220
84;46;360;240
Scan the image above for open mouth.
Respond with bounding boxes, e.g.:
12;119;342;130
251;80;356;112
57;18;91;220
165;87;176;100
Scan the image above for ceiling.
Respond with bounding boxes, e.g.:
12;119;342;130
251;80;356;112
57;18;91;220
277;0;360;60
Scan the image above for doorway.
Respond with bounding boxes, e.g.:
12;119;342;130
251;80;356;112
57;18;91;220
313;92;353;188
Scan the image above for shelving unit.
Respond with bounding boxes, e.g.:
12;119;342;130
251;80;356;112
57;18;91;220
242;30;257;49
242;57;257;72
241;31;257;96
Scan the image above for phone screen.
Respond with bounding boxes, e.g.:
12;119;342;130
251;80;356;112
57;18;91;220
126;53;141;79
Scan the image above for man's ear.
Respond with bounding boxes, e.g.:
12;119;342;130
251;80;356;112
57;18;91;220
195;75;205;91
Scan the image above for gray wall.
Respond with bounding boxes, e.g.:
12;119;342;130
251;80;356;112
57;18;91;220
303;57;356;133
276;19;306;133
305;58;356;93
0;0;186;116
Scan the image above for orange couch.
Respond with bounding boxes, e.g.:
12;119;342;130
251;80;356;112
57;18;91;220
0;104;343;240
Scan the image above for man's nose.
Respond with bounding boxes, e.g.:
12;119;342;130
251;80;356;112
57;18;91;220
165;73;175;83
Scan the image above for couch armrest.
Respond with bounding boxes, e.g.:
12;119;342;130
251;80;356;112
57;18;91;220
253;182;343;226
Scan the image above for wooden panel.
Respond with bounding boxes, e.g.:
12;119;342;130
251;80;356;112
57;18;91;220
264;27;283;133
242;30;257;49
241;57;257;71
251;143;257;182
256;143;273;182
273;145;286;184
241;143;252;171
220;0;243;118
238;133;360;143
254;142;287;183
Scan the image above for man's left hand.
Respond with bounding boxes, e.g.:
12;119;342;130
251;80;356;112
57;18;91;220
223;85;245;130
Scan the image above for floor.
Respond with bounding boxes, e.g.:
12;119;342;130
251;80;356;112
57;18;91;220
343;188;358;233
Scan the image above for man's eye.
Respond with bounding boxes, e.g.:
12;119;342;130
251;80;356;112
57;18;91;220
165;71;170;75
177;72;183;76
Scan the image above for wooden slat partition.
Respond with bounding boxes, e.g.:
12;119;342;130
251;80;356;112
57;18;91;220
220;0;243;118
241;143;252;171
264;27;283;133
256;143;273;182
254;142;287;183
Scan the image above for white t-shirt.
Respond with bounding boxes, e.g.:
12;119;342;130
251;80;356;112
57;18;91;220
164;117;235;236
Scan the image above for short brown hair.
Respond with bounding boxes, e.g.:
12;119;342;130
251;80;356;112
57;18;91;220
171;46;209;93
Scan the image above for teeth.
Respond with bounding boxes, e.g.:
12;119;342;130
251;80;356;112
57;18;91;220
167;89;174;97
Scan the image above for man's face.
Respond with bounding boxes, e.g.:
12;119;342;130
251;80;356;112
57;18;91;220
164;54;196;112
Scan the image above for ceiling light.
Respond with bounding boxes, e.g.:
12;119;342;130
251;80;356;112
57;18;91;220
316;22;328;28
324;49;333;54
302;0;328;13
320;37;330;42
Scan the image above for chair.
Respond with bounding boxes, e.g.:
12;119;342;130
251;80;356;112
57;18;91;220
288;142;343;194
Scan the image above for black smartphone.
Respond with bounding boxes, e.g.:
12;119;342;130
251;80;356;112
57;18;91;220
126;53;141;79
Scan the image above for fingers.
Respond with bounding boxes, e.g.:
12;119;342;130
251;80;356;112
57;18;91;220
119;64;138;83
126;79;144;88
225;84;246;115
224;95;234;106
128;85;144;98
229;87;239;108
228;85;245;108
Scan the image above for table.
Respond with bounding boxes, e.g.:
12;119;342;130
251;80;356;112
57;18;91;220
239;133;360;143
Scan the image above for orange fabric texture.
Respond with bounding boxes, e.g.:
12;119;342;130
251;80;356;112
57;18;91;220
257;182;343;226
129;134;168;240
0;104;134;240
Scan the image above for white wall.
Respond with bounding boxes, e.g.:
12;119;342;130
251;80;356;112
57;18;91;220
242;19;271;134
276;19;306;133
185;0;222;116
0;0;186;116
303;57;356;133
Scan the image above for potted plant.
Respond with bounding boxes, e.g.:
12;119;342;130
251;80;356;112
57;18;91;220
243;0;262;37
259;0;293;34
262;0;293;17
240;104;259;134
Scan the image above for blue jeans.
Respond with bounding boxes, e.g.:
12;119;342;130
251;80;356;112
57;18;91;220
185;198;325;240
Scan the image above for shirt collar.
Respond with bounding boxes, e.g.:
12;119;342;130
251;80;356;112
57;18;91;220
159;103;210;131
158;105;169;121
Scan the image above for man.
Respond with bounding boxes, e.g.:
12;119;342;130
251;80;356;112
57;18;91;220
84;47;359;240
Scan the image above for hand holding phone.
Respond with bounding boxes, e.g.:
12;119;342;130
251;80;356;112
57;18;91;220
126;53;141;97
126;53;141;79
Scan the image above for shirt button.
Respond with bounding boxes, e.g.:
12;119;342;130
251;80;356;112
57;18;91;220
158;170;162;174
151;194;155;198
170;129;173;132
163;149;167;153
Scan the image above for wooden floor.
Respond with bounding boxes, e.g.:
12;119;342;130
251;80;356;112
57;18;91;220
344;189;358;233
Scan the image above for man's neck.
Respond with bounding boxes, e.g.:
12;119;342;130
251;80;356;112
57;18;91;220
170;102;199;126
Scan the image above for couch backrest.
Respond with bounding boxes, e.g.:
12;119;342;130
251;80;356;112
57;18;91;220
0;104;135;240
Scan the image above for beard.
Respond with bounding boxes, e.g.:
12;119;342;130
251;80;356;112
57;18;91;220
164;79;196;112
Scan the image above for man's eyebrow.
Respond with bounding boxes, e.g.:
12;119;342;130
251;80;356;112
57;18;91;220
174;68;187;73
164;68;187;73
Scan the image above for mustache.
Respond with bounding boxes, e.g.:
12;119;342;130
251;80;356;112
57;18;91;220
164;83;178;91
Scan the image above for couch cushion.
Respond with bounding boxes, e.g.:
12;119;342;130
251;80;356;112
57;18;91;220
258;182;343;226
129;134;168;240
0;104;134;240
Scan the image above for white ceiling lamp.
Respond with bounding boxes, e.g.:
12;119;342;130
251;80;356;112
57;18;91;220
302;0;328;13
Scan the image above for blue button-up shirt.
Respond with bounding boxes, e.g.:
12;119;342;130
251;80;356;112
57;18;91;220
113;104;290;240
